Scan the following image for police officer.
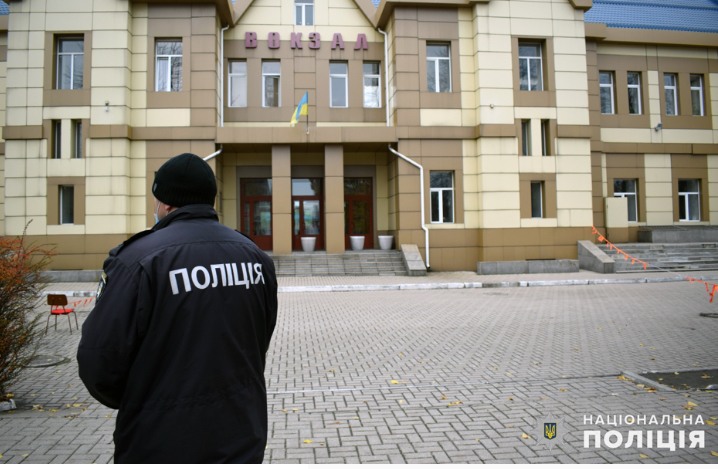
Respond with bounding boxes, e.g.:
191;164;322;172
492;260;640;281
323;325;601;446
77;153;278;463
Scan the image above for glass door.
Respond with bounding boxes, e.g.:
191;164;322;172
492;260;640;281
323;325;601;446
344;178;373;249
292;178;323;250
241;179;272;250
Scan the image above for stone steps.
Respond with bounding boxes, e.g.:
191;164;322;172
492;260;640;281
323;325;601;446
271;250;407;276
597;242;718;272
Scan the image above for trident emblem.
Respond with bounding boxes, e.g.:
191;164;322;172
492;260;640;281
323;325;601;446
544;422;557;440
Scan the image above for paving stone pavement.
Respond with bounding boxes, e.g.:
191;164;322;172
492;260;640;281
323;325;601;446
1;271;717;463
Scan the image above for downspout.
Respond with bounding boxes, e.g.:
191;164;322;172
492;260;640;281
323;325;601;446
377;28;391;126
220;25;230;127
204;145;223;162
388;145;430;269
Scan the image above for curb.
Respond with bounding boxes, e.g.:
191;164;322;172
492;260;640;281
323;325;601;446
42;274;718;296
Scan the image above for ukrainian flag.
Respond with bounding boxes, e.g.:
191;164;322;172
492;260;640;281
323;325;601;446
290;91;309;126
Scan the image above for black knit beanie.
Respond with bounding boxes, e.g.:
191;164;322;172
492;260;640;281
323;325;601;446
152;153;217;207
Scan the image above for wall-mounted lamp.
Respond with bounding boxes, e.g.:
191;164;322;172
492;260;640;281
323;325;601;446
105;100;110;112
654;122;662;132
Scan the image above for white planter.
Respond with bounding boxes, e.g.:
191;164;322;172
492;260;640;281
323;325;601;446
378;235;394;250
301;236;316;252
350;235;365;251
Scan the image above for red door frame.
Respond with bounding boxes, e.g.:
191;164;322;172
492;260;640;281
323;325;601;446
292;196;324;251
240;179;273;251
344;178;373;249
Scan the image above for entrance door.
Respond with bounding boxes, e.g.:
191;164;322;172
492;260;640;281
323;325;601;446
292;178;323;250
241;178;272;250
344;178;373;249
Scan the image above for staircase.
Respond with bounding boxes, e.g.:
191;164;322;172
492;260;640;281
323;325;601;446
597;242;718;272
271;250;407;276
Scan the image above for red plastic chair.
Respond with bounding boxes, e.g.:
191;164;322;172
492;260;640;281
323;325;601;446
45;294;78;334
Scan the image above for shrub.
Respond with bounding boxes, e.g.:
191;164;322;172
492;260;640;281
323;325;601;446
0;228;53;398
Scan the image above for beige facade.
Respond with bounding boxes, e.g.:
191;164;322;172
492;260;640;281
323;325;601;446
0;0;716;271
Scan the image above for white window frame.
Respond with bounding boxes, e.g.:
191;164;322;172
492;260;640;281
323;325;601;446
72;120;82;159
363;62;381;108
690;74;705;116
295;0;314;26
664;73;678;116
599;71;615;114
59;185;74;225
678;179;701;222
228;60;247;108
426;43;451;93
329;62;348;108
430;171;455;224
541;119;550;156
530;181;544;218
56;37;84;90
613;179;638;222
521;119;531;156
262;61;281;108
627;71;642;115
52;120;62;159
155;39;182;92
519;42;543;91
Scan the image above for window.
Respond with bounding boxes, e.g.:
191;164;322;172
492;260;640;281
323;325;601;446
363;62;381;108
664;73;678;116
520;119;532;156
262;61;281;107
56;37;83;90
72;120;82;159
627;72;642;115
519;42;543;91
59;185;74;224
229;60;247;108
614;179;638;222
430;171;454;223
155;40;182;92
541;120;550;156
690;74;705;116
678;179;700;221
599;71;615;114
52;120;62;159
329;62;348;108
530;181;544;218
295;0;314;26
426;43;451;93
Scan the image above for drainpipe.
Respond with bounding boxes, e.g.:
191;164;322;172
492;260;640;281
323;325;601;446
377;28;391;127
204;145;223;162
388;145;430;269
220;25;230;127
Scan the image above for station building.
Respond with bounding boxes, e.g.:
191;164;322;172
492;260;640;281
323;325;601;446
0;0;716;271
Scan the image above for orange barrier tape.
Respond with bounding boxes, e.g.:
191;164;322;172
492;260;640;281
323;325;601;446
593;226;718;302
69;297;95;308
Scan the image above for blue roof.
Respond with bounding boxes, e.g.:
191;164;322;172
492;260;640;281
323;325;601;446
585;0;718;34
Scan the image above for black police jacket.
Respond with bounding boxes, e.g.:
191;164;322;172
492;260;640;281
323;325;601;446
77;205;278;463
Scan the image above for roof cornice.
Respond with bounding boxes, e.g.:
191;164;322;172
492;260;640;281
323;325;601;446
585;22;718;48
130;0;237;27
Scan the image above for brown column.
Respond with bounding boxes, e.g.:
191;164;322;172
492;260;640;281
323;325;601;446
272;145;292;254
324;145;345;253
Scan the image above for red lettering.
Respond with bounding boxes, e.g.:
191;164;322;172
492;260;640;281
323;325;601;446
331;33;345;50
309;32;321;49
354;33;368;50
245;32;257;48
290;32;303;49
268;32;280;49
